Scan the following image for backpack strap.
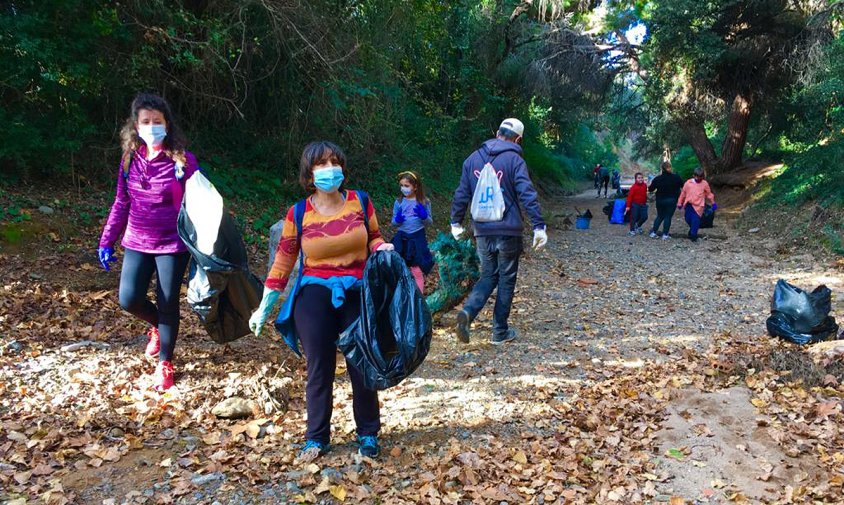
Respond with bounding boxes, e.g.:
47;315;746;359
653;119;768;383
478;149;501;169
355;190;371;237
293;198;307;277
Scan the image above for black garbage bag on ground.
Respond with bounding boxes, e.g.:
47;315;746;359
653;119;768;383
576;208;593;219
177;173;263;344
338;251;433;390
765;279;839;345
602;201;613;218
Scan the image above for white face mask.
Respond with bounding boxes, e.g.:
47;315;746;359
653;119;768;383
400;186;413;197
138;124;167;147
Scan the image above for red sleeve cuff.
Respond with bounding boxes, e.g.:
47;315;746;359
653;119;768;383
265;277;288;292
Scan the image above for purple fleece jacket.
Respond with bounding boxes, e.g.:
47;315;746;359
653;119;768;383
99;146;199;254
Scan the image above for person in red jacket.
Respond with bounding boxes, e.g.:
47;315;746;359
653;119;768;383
624;172;648;236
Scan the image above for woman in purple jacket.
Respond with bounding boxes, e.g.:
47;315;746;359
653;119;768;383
98;93;199;391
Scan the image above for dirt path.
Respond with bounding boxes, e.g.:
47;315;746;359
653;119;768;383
380;189;841;503
2;189;843;504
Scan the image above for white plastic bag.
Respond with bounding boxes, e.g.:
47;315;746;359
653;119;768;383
184;172;224;255
470;162;505;222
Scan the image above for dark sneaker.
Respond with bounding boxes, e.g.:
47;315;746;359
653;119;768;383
357;435;380;458
491;329;517;346
297;440;329;462
455;309;471;343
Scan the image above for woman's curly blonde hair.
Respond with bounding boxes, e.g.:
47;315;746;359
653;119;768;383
119;93;188;174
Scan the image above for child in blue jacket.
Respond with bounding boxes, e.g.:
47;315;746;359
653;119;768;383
391;171;434;293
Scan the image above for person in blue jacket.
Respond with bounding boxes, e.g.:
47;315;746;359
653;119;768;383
450;118;547;346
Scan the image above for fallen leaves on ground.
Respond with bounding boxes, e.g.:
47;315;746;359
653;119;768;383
1;189;843;503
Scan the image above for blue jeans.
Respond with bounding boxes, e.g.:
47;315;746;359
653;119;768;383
462;235;522;338
629;203;648;231
684;204;701;240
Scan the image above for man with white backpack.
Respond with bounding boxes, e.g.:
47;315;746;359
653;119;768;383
450;118;547;345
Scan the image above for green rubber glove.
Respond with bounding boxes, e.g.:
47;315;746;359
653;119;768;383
249;287;281;337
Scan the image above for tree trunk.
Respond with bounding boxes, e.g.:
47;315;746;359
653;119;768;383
681;119;718;175
717;92;752;174
679;92;753;176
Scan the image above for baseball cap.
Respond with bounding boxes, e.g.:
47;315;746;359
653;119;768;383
499;118;524;137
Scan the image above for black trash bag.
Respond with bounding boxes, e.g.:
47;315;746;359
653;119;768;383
177;174;263;344
602;201;613;217
576;208;593;219
338;251;433;390
765;279;839;345
700;204;716;229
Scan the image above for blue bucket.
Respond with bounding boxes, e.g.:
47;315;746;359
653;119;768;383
575;216;591;230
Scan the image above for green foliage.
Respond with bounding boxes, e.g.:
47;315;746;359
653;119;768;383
670;145;698;179
763;35;844;208
742;32;844;256
1;0;583;199
767;142;844;207
425;232;479;314
627;0;825;171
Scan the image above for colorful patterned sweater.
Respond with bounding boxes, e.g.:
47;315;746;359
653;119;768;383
265;191;385;292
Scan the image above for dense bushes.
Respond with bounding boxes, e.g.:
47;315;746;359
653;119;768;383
0;0;604;207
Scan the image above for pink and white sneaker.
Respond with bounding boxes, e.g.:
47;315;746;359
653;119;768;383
153;360;175;391
145;327;160;357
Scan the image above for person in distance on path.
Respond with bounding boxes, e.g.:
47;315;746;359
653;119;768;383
677;167;716;242
648;161;684;240
624;172;648;236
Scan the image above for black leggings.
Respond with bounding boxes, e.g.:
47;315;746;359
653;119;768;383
651;197;678;235
294;284;380;444
118;248;190;361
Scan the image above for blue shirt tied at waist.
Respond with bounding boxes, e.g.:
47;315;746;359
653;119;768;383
299;275;362;308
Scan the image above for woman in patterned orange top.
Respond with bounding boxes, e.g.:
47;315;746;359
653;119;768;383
249;141;394;461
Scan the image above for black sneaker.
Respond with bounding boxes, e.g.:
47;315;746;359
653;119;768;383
357;435;380;458
455;310;471;343
491;329;517;346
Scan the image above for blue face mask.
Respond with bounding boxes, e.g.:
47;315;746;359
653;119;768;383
138;124;167;147
313;166;344;192
400;186;413;197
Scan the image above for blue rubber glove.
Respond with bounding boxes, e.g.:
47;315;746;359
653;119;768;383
98;247;117;271
414;203;429;220
711;203;718;211
249;287;281;337
394;211;406;224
